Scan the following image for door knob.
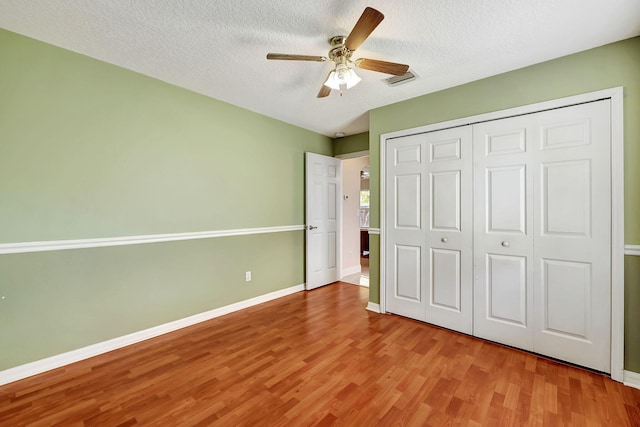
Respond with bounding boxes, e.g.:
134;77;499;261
501;241;510;247
441;237;448;243
308;225;318;230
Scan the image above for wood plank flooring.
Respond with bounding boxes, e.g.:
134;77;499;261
1;282;639;426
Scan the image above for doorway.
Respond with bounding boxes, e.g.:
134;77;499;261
338;154;370;287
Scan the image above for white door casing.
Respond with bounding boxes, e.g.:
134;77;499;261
305;152;342;290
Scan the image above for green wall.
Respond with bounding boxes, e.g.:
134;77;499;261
3;25;639;374
334;132;369;156
0;233;303;369
0;29;332;370
369;37;640;371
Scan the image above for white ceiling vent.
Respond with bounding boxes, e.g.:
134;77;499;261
383;70;419;87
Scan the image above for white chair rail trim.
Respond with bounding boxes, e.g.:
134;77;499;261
0;225;305;255
625;245;640;256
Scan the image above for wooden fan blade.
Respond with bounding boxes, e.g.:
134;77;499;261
355;58;409;76
267;53;327;62
345;7;384;51
317;72;332;98
317;84;331;98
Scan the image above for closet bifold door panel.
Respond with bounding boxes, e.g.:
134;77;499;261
531;101;611;373
472;116;536;351
385;127;473;333
385;133;428;321
423;127;473;334
473;100;611;373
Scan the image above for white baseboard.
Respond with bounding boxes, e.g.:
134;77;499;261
366;302;381;313
341;265;362;278
624;370;640;390
0;283;305;387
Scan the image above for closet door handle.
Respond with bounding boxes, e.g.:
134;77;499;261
308;225;318;230
441;237;448;243
501;241;510;247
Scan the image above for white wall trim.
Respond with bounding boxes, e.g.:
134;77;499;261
368;228;381;235
625;245;640;256
0;283;305;387
379;87;625;382
610;87;625;382
624;370;640;390
0;225;305;255
380;87;623;141
335;150;370;159
366;302;381;313
342;265;362;278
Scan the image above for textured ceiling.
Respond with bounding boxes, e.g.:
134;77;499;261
1;0;639;137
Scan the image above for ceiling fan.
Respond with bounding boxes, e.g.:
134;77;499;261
266;7;410;98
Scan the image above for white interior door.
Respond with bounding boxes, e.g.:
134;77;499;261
473;116;535;351
532;101;611;372
385;126;473;331
424;127;473;334
305;152;342;290
385;134;427;321
473;101;611;372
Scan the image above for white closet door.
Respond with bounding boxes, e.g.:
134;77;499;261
473;116;535;350
424;127;473;334
532;101;611;372
473;100;612;372
385;134;428;321
385;127;473;331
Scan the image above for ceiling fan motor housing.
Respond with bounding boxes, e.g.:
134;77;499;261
328;36;353;65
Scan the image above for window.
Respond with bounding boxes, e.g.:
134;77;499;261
359;190;370;228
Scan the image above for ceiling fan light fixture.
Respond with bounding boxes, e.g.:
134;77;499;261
324;63;361;91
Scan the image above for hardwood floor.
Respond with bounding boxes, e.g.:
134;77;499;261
1;282;639;426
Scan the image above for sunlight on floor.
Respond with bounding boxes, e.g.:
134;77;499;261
341;257;369;287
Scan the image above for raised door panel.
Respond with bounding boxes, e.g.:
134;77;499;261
395;245;422;302
327;232;337;270
327;182;337;221
396;175;422;229
430;171;460;231
309;233;323;275
430;248;461;312
486;166;526;234
486;254;527;326
430;138;461;162
396;144;422;165
542;160;591;237
485;129;526;156
541;259;591;339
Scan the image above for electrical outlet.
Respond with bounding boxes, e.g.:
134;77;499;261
245;271;252;282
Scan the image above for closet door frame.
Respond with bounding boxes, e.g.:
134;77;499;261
379;87;624;382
